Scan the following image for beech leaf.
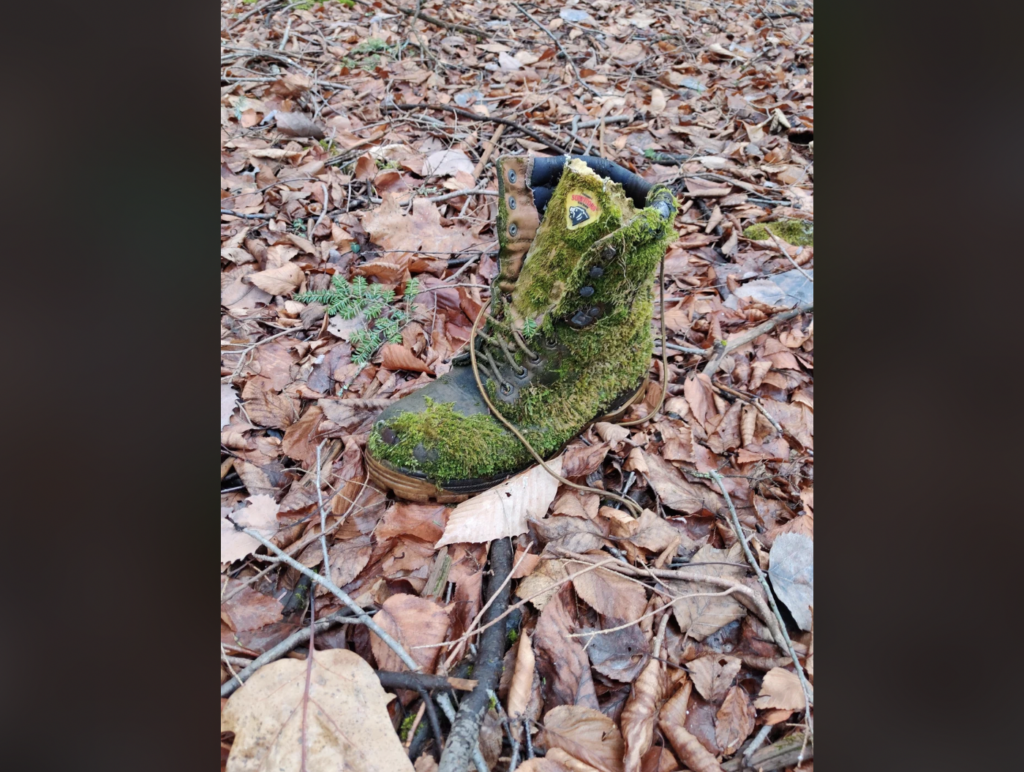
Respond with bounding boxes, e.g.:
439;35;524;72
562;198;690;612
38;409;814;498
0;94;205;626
221;648;414;772
768;532;814;631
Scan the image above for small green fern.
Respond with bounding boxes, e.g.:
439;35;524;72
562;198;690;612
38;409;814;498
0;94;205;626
296;276;419;365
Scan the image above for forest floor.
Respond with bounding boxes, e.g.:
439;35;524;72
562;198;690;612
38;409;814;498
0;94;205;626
220;2;814;770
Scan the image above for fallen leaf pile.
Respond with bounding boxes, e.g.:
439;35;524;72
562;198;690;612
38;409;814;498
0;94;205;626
221;1;813;770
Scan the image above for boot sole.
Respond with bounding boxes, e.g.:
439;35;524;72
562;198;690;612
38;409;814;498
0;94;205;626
365;375;650;503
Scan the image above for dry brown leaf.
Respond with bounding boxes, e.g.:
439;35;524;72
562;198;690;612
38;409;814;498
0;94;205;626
507;630;536;732
545;748;602;771
560;441;610;478
515;757;573;772
533;587;598;710
658;678;724;772
374;502;448;544
516;557;570;610
620;658;665;772
221;648;414;772
628;508;694;554
248;262;304;296
370;593;450;673
715;685;755;755
275;111;326;139
580;622;649;683
221;577;283;632
754;667;806;710
572;566;647;623
222;247;255;264
435;456;562;547
354;154;377;181
593;421;630;446
269;73;313;98
666;543;748;640
537;705;625;772
380;343;434;374
648;88;667;115
687;655;742;704
222;495;281;563
641;451;724;514
683;374;717;430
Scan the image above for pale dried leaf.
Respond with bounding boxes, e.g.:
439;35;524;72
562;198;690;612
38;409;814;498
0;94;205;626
507;630;536;726
767;532;814;631
221;648;414;772
666;543;748;640
221;495;281;563
649;88;667;115
222;383;239;430
594;422;630;445
370;594;450;673
754;667;806;710
687;655;742;704
248;263;304;296
537;705;625;772
516;557;570;610
435;456;562;547
422;149;474;177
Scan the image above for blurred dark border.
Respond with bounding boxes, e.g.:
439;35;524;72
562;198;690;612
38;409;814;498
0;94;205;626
2;1;1021;770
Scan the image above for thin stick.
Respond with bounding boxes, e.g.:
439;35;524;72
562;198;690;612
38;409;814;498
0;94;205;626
426;188;498;204
692;469;813;738
471;125;505;180
383;102;571;155
231;522;422;672
220;611;358;698
512;2;603;97
702;303;813;378
766;228;813;282
315;441;331;579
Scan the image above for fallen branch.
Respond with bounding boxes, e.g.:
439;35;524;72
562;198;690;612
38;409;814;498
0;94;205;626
220;610;358;697
512;2;603;97
367;0;490;39
690;470;813;745
383;102;571;155
232;522;422;672
702;303;813;378
437;538;513;772
721;731;812;771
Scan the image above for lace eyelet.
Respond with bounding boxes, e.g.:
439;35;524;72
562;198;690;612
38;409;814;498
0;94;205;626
543;335;558;350
500;382;513;396
515;366;527;378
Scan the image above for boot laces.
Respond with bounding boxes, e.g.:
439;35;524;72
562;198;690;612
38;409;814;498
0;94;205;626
474;313;539;394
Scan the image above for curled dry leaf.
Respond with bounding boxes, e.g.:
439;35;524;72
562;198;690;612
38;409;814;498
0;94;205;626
515;756;573;772
537;705;625;772
435;455;562;547
754;667;807;711
545;748;603;771
380;343;434;374
374;502;448;544
658;677;725;772
580;622;649;683
516;557;570;610
369;593;450;673
221;577;283;632
354;154;377;181
221;648;414;772
506;630;536;738
275;110;326;139
620;658;665;772
715;685;756;756
560;440;610;478
221;494;281;564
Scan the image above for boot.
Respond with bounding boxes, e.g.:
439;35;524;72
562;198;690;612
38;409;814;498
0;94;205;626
366;155;677;502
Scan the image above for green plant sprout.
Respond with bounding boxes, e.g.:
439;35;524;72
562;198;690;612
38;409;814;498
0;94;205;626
296;276;419;365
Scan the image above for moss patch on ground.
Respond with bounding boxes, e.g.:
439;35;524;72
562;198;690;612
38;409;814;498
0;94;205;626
743;219;813;246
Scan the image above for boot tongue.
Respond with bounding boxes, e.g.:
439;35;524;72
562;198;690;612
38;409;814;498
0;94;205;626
507;158;637;331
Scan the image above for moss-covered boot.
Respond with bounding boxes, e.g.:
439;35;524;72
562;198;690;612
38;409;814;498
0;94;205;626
366;155;677;502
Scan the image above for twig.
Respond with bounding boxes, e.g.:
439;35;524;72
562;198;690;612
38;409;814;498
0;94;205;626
315;441;331;579
363;0;490;39
438;538;513;772
711;379;784;435
702;303;813;378
435;692;489;772
512;2;603;97
383;102;571;155
221;643;244;688
221;209;273;220
742;723;773;761
278;16;292;51
691;470;813;742
231;522;422;672
426;187;498;204
225;0;281;32
376;670;475;693
765;228;813;282
220;611;358;697
575;114;635;130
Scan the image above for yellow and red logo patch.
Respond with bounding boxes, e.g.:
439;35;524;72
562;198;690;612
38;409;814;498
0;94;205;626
566;191;599;230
